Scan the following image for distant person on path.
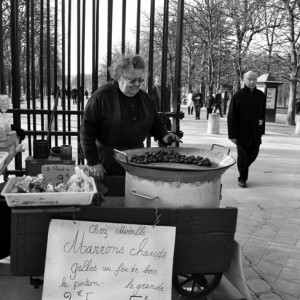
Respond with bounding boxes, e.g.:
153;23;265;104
85;89;89;99
192;89;203;120
227;70;266;188
214;90;223;117
71;88;78;104
187;91;194;115
205;91;214;120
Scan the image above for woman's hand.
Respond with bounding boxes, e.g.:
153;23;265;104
89;163;107;182
162;133;182;146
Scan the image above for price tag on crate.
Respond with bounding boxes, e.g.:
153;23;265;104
41;164;89;185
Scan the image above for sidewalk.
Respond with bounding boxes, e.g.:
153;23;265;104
1;107;300;300
179;107;300;300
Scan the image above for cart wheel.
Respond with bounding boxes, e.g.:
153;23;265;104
172;272;223;298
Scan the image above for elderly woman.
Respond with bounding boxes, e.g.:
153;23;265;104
80;54;180;181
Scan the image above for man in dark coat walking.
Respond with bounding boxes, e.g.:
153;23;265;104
192;89;203;120
227;71;266;188
214;90;223;117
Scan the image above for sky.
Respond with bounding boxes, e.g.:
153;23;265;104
64;0;164;75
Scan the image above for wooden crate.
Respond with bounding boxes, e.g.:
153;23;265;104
25;156;75;176
10;206;237;277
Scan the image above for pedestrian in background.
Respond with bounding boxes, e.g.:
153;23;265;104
227;70;266;188
214;90;223;117
192;89;203;120
71;88;78;104
84;89;89;99
205;91;214;120
151;75;171;130
187;91;194;115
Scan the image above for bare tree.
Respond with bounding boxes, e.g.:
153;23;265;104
185;0;230;92
224;0;271;91
260;0;284;72
1;1;61;98
139;3;178;94
275;0;300;125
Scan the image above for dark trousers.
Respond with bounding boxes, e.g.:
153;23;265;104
236;143;260;182
206;108;213;120
194;105;201;119
213;104;223;117
188;106;193;115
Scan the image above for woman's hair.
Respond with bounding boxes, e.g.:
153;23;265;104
109;54;146;80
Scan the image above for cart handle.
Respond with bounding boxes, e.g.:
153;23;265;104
113;149;129;163
211;144;231;155
129;189;159;201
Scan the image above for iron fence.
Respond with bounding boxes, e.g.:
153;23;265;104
0;0;184;175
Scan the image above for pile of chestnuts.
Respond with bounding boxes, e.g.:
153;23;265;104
129;150;212;166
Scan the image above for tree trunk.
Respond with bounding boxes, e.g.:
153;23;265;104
235;69;242;92
286;80;296;125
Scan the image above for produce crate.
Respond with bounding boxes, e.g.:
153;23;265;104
1;176;97;207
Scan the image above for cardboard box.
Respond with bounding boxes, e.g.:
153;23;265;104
25;156;75;176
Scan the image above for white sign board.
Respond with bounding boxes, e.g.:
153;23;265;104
266;88;276;109
42;220;176;300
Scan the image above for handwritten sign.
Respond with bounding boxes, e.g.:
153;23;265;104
41;165;89;185
42;220;176;300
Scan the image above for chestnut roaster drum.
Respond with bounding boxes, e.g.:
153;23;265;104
114;146;236;209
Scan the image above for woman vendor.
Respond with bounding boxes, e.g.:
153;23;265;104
80;54;180;181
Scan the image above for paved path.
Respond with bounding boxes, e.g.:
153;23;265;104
1;106;300;299
179;107;300;300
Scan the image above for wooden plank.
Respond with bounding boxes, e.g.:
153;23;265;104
10;208;20;275
170;207;238;233
23;233;48;276
11;206;81;214
10;214;26;275
173;233;235;273
78;207;171;225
